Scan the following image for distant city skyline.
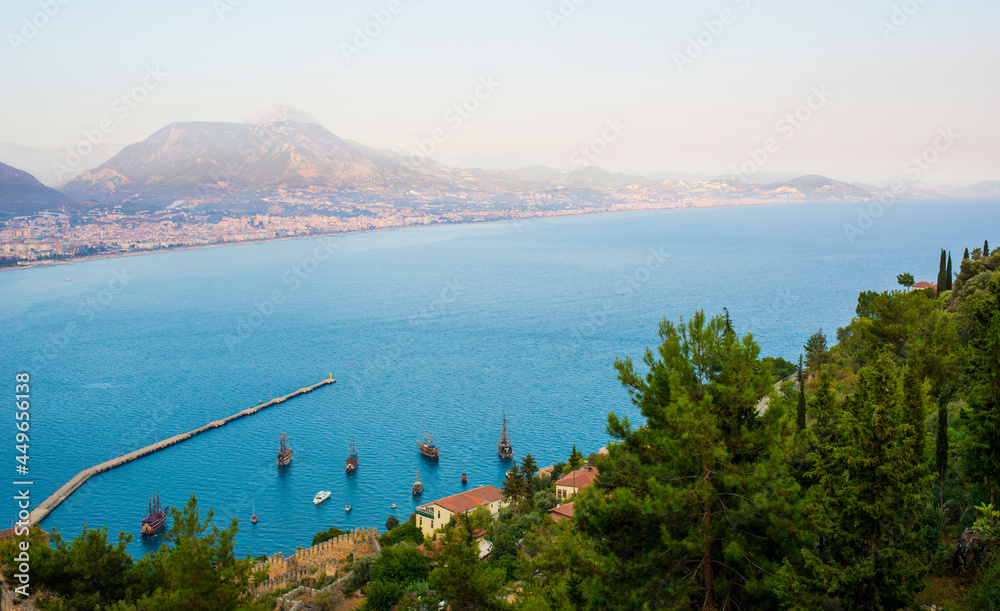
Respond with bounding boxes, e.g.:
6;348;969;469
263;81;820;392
1;0;998;184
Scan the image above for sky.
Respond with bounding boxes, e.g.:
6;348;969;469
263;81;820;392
1;0;998;183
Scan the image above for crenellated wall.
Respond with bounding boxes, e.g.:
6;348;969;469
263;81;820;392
251;527;380;594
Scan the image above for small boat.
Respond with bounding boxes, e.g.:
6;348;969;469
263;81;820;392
498;413;513;460
412;470;424;496
277;433;293;467
346;438;359;474
313;490;331;505
462;473;468;484
391;503;398;509
345;504;352;512
418;430;439;459
141;493;168;536
250;494;258;525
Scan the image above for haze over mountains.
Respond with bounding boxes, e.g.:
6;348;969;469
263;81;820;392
1;106;997;218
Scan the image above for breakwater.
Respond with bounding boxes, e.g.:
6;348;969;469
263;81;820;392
28;377;336;526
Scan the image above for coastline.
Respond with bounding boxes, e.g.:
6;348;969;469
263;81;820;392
5;195;983;272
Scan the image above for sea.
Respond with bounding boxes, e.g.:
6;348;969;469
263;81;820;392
0;199;995;560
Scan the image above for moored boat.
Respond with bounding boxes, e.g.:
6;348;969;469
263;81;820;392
418;430;439;459
498;413;513;460
313;490;331;505
345;504;352;512
462;473;468;484
141;493;167;536
412;470;424;496
346;438;359;474
277;433;293;467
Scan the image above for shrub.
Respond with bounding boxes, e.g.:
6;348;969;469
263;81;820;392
380;522;424;548
312;526;348;546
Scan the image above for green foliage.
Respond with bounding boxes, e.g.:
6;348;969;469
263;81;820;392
380;522;424;548
0;525;133;609
312;525;348;546
428;515;507;610
370;545;430;587
763;355;798;381
341;554;378;593
138;494;256;610
778;354;934;610
963;275;1000;500
572;311;795;608
803;328;829;372
898;272;916;287
796;354;806;431
567;445;584;471
385;515;400;531
365;580;405;610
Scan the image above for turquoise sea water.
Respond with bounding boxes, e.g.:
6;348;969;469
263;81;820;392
0;200;996;559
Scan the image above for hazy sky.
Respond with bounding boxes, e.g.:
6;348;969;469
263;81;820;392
2;0;997;183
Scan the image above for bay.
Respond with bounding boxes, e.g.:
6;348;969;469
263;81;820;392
0;199;994;559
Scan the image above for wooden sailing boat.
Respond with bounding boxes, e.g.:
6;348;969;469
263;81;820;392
497;413;513;460
277;433;293;467
412;469;424;496
346;438;359;474
418;430;439;459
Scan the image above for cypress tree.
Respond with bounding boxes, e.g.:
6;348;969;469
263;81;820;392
937;401;948;510
946;253;953;291
964;247;970;261
985;240;990;256
797;355;807;431
937;249;947;289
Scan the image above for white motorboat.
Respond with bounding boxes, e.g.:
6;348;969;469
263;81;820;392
313;490;331;505
345;504;352;512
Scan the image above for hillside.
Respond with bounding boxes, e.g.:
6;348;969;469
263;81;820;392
0;162;75;218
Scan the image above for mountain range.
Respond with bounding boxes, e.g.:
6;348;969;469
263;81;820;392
0;106;996;218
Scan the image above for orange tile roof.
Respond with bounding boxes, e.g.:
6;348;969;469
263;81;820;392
548;502;575;522
555;465;598;489
434;485;504;514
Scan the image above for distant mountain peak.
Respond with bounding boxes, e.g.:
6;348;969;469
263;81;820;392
243;106;320;126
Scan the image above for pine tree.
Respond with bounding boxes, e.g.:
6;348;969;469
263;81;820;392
936;401;948;510
986;239;990;256
574;311;793;609
778;355;932;610
797;355;807;431
428;515;506;610
964;247;970;261
946;252;953;291
567;445;584;471
803;329;829;373
502;463;526;503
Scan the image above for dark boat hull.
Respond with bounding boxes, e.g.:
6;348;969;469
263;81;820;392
141;512;166;535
